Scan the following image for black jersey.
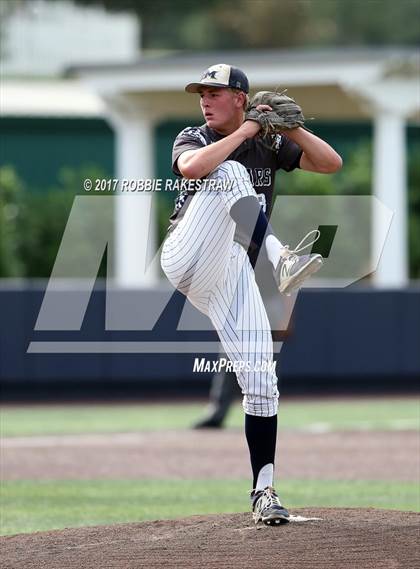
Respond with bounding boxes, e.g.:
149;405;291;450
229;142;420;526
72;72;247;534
169;124;302;245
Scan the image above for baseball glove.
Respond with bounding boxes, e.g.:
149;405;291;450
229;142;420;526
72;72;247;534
245;90;307;138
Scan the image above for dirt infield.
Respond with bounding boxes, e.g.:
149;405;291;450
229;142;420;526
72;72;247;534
2;429;419;481
2;508;419;569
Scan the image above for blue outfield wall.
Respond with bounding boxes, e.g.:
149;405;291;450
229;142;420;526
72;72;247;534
0;282;419;397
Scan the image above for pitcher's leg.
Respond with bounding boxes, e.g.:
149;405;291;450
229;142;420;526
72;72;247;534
161;160;257;313
207;243;281;506
161;190;235;303
208;244;279;418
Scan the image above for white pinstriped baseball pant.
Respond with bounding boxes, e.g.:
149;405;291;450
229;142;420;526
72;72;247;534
161;160;279;417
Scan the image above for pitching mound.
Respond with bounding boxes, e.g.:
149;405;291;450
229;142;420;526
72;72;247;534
2;508;419;569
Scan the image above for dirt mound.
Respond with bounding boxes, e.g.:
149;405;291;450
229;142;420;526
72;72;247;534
2;508;419;569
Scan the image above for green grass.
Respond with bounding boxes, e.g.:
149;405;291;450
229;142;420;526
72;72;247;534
1;479;418;536
1;398;419;437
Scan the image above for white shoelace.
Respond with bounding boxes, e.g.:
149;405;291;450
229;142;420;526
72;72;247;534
253;487;282;516
284;229;321;256
280;229;321;280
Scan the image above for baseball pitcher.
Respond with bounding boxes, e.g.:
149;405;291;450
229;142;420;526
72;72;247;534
161;63;342;524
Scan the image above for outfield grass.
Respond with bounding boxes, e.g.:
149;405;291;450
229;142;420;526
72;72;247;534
1;398;419;437
1;479;419;536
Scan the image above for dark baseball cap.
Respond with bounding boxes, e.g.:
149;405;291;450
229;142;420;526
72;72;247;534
185;63;249;94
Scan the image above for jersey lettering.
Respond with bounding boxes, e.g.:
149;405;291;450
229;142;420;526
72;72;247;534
247;168;271;188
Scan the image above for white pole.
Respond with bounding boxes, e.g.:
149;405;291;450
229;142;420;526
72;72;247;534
372;111;408;287
113;111;158;287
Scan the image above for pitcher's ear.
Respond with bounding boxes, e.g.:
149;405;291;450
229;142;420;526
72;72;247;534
233;89;247;109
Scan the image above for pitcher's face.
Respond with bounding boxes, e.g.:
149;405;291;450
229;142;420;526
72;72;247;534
199;87;243;132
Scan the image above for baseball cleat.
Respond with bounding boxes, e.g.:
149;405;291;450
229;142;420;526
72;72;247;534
273;229;323;296
251;486;290;525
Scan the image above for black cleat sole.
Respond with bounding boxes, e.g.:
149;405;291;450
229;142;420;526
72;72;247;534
263;517;290;525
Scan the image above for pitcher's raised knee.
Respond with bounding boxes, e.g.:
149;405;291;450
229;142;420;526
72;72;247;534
207;160;256;210
209;160;250;183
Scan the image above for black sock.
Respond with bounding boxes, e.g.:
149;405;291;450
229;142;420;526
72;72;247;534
230;196;274;252
245;413;277;490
